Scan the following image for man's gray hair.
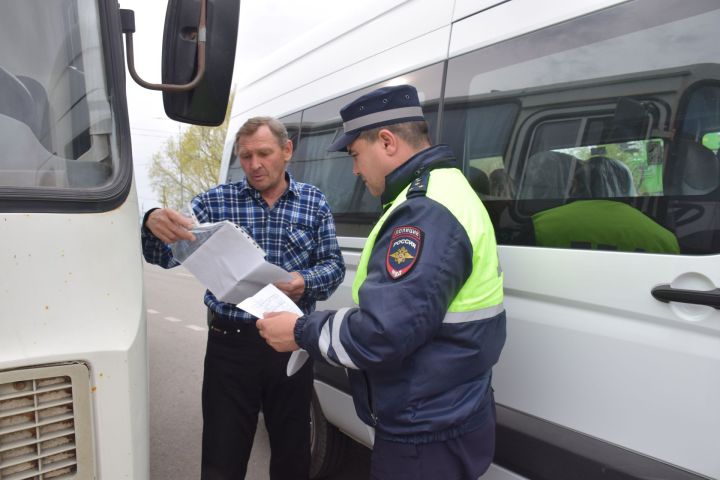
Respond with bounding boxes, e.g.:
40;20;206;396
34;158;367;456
235;116;289;151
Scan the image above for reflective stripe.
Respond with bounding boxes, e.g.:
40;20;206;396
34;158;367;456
319;320;341;368
331;308;359;370
343;106;424;133
443;304;505;324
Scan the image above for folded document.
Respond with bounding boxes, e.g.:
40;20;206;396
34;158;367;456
238;284;310;376
170;220;293;304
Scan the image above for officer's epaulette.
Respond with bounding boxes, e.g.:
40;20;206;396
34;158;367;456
407;170;430;198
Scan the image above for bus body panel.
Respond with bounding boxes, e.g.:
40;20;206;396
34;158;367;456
0;1;150;477
0;188;149;478
497;247;720;476
450;0;629;56
229;0;453;122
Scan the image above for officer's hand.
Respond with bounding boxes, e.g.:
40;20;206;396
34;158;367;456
256;312;300;352
274;272;305;302
145;208;196;244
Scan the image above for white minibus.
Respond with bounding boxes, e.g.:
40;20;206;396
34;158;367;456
222;1;720;478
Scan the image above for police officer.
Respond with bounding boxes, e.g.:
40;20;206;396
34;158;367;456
256;85;506;480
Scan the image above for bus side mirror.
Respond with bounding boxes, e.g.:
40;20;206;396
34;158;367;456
162;0;239;126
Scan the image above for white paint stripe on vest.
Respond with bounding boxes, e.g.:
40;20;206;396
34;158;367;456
443;304;505;324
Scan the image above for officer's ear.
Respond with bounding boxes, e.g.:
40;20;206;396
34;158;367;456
378;128;398;155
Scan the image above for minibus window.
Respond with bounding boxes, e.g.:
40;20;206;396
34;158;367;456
0;0;116;194
443;2;720;254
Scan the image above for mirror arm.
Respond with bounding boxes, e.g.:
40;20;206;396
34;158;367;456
120;1;207;93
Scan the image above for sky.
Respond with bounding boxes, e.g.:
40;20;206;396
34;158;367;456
120;0;337;212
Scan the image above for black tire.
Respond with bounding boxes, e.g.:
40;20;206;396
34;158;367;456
310;391;348;479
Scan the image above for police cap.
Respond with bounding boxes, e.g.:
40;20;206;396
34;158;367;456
327;84;426;152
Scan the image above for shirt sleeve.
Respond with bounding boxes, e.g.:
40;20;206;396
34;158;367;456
297;196;473;371
299;199;345;302
140;197;208;269
140;208;179;269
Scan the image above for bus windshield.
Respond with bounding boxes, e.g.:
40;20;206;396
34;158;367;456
0;0;115;190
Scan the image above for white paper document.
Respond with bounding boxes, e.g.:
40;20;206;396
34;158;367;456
172;221;293;304
237;283;303;318
237;284;310;376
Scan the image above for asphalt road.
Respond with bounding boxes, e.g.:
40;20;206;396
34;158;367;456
144;262;371;479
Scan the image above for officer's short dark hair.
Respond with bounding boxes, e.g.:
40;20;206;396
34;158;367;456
356;120;430;149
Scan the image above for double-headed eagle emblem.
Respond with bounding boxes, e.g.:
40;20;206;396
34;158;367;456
389;246;414;264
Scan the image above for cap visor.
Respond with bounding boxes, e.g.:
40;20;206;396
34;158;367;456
327;131;361;152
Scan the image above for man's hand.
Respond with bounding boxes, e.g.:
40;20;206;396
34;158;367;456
145;208;196;244
274;272;305;302
256;312;300;352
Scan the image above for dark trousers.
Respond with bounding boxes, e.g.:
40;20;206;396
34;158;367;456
370;415;496;480
200;322;313;480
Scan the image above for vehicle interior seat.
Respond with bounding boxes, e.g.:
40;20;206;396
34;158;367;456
518;150;581;200
664;140;720;253
0;66;70;187
584;155;636;197
0;65;35;129
489;168;515;198
668;140;720;195
467;166;489;196
16;74;52;150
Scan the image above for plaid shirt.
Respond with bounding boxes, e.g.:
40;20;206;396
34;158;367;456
141;173;345;323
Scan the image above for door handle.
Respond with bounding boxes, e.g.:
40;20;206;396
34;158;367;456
651;284;720;309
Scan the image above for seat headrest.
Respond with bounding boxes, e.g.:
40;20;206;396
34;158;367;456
467;167;489;195
489;169;514;198
675;141;719;195
0;66;34;128
584;156;636;197
519;150;579;199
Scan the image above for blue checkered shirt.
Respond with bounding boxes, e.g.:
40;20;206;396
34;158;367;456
141;173;345;323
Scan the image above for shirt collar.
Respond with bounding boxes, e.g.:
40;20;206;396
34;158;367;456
236;171;299;201
381;144;458;204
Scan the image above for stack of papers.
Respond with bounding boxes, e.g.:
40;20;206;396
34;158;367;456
171;220;293;303
171;222;309;376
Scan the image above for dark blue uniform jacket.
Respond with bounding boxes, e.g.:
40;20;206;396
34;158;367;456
296;145;506;443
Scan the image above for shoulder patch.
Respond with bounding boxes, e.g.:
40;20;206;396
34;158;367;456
386;225;424;280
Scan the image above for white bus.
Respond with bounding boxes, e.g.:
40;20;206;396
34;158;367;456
222;1;720;479
0;1;237;478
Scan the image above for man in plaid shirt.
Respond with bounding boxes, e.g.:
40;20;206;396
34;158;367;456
141;117;345;480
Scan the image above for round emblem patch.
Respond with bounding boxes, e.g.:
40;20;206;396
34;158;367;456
386;226;423;280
